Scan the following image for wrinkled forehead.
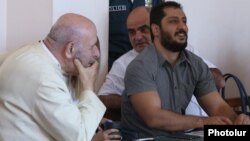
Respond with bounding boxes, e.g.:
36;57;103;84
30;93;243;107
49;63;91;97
127;7;150;28
127;14;149;29
81;27;98;47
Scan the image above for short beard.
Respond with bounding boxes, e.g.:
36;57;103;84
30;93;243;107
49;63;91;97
160;29;187;52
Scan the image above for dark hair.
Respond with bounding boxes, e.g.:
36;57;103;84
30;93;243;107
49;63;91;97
150;1;183;40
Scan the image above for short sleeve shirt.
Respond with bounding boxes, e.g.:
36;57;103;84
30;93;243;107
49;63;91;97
121;44;217;137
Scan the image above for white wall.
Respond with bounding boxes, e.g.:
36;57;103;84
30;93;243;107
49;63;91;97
0;0;6;51
6;0;52;50
177;0;250;98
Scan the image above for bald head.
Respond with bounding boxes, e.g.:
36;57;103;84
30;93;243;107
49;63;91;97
127;6;150;29
127;6;151;53
44;13;99;75
48;13;97;45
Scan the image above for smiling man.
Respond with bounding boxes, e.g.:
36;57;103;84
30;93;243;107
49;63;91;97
121;1;250;140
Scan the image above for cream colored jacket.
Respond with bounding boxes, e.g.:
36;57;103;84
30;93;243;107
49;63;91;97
0;42;106;141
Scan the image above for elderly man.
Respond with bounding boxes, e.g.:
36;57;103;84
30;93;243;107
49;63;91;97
0;13;105;141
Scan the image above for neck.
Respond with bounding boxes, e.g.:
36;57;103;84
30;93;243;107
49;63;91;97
43;36;66;72
154;40;180;66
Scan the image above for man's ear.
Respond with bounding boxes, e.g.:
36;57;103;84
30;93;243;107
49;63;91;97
65;42;74;59
151;24;160;38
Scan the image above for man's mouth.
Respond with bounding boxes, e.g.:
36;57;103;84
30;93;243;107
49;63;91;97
175;31;187;40
88;62;94;67
135;42;147;47
177;33;186;37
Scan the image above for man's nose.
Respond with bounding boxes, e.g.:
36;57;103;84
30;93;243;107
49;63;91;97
93;46;100;60
134;30;143;40
177;21;188;31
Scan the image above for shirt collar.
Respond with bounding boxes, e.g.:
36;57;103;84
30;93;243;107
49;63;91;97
131;49;139;56
156;47;189;67
40;40;61;69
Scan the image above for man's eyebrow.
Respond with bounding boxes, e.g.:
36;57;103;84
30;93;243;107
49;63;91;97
167;16;179;20
127;28;135;31
167;16;186;20
128;24;150;31
139;24;150;29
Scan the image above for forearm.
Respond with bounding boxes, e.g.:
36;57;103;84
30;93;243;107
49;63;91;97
147;105;237;132
210;101;238;122
201;93;238;122
142;109;203;132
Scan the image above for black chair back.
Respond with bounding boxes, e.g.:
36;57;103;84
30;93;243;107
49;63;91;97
221;73;250;115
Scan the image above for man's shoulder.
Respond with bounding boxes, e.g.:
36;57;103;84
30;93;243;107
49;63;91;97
183;50;210;74
2;43;41;64
135;44;157;62
127;45;158;72
184;49;204;62
4;43;58;75
113;50;137;67
116;50;136;61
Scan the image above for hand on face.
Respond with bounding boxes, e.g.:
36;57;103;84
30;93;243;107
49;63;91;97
74;59;98;91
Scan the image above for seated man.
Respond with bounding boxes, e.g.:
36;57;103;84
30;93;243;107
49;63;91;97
0;13;105;141
98;6;224;120
68;40;121;141
121;2;250;139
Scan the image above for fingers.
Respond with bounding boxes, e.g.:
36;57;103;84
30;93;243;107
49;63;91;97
204;116;233;125
74;59;98;75
90;61;99;70
108;134;121;140
103;129;121;140
204;114;250;125
234;114;250;125
97;126;103;132
74;59;98;91
74;59;83;73
103;129;119;134
220;117;233;125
